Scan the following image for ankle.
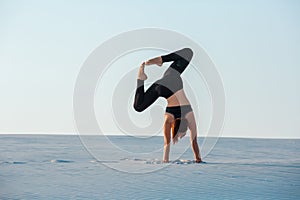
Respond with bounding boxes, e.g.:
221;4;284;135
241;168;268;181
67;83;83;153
145;56;163;66
138;66;147;80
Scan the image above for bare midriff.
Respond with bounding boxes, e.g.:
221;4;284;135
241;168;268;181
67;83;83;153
166;89;191;107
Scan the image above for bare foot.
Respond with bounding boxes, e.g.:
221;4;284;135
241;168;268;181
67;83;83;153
195;158;202;163
145;56;163;66
138;62;147;80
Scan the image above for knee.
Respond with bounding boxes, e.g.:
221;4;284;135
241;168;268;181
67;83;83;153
182;48;193;61
133;104;144;112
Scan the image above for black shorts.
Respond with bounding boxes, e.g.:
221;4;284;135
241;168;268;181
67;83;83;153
165;105;193;119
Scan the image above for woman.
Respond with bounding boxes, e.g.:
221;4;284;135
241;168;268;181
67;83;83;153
133;48;202;163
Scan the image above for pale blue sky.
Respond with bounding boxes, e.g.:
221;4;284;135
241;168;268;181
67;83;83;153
0;0;299;138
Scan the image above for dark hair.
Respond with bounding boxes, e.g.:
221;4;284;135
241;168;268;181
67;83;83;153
172;118;188;139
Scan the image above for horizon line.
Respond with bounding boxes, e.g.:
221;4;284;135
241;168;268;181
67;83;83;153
0;133;299;140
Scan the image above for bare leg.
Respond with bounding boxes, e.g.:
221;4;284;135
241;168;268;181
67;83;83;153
145;56;162;66
163;113;174;163
185;112;202;163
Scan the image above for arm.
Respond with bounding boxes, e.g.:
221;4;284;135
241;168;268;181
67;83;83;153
163;114;174;163
186;112;202;163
